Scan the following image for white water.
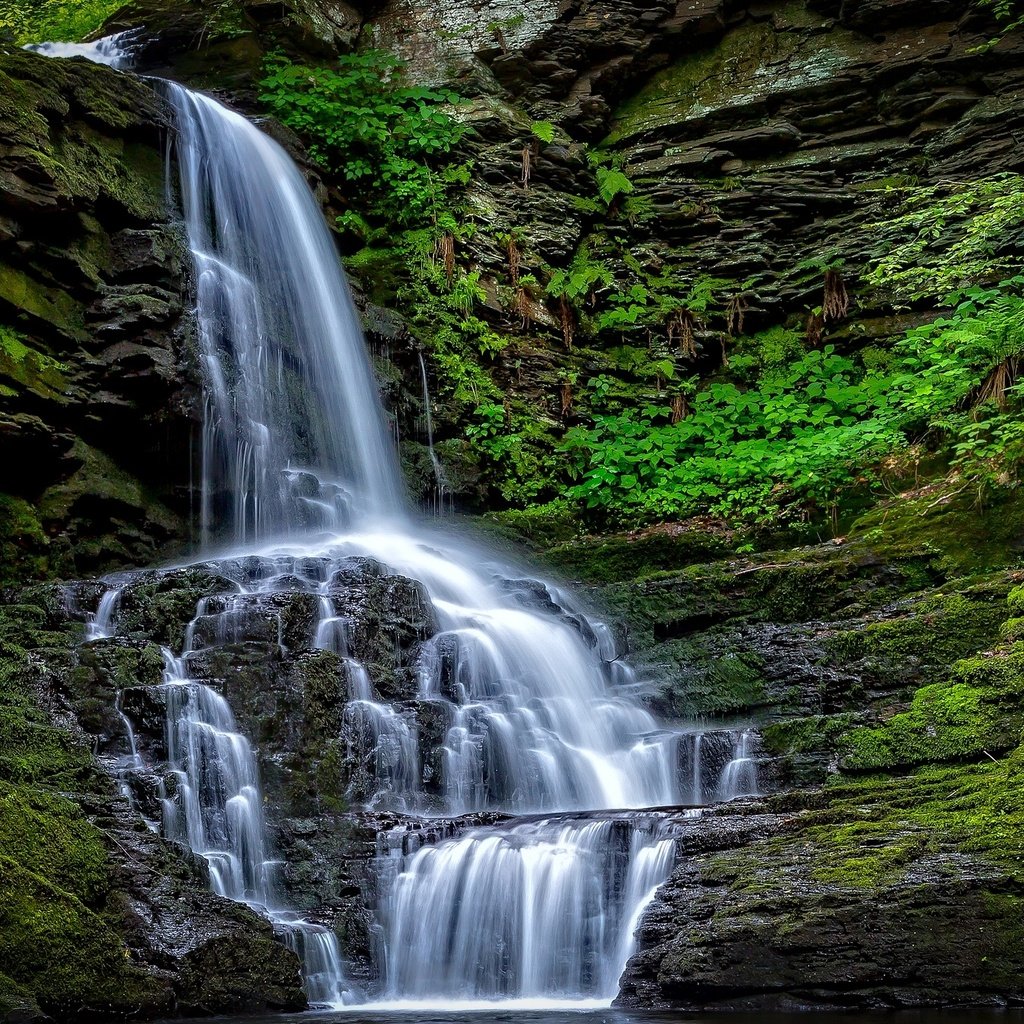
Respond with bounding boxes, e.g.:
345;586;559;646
17;50;774;1004
24;31;133;68
160;80;688;1005
168;84;402;542
378;817;675;1002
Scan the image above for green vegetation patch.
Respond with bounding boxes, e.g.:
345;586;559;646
0;596;165;1016
0;0;123;44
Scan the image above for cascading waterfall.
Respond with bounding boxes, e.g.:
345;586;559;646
35;31;769;1006
417;352;452;516
376;817;676;1006
167;83;402;543
160;80;687;1005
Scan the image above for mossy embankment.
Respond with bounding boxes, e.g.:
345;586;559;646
0;590;307;1022
0;597;161;1020
551;484;1024;1008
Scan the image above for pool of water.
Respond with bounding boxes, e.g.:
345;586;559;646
132;1009;1024;1024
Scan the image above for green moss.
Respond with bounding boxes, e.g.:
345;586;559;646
0;596;166;1015
849;484;1024;573
0;785;107;903
841;681;1011;772
0;494;49;586
604;13;861;148
825;584;1011;691
541;522;732;585
0;856;155;1015
0;262;83;338
811;824;936;888
0;325;68;399
762;714;857;756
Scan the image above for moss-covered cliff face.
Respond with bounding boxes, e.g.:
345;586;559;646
0;50;196;585
2;0;1024;1017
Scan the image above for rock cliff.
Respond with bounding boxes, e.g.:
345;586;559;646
2;0;1024;1018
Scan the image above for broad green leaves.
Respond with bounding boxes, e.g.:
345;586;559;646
260;52;467;227
560;279;1024;526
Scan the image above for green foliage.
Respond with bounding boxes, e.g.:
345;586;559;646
595;167;635;207
530;120;555;144
562;277;1024;527
866;174;1024;300
562;346;903;524
546;245;614;301
973;0;1024;48
260;51;468;226
0;0;121;44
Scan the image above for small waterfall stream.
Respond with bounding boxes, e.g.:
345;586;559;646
46;36;765;1010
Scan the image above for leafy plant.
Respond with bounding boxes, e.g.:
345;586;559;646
1;0;122;44
530;120;555;144
560;278;1024;527
260;51;468;227
865;175;1024;300
595;167;635;208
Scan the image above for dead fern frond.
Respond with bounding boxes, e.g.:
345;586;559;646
805;311;824;346
521;145;532;191
726;294;749;336
560;294;575;351
974;356;1019;410
514;286;531;328
507;237;521;286
670;394;689;424
434;232;456;285
668;308;697;359
560;382;573;418
823;269;849;322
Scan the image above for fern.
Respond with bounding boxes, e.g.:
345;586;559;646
530;121;556;144
596;167;635;207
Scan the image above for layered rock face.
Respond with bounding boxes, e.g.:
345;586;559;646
2;0;1024;1018
0;51;195;584
546;491;1024;1009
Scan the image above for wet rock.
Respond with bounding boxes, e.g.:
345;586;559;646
619;802;1024;1010
117;566;238;648
328;566;437;700
0;50;196;578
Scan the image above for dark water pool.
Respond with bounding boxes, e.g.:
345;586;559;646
131;1009;1024;1024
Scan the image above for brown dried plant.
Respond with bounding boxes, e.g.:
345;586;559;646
507;236;521;286
823;268;849;322
668;308;696;359
560;382;574;418
670;394;690;424
434;232;455;285
726;294;749;336
560;294;575;351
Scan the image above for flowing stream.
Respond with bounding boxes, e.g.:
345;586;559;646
46;36;758;1010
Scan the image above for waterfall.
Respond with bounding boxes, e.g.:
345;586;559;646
417;352;452;516
159;80;690;1004
376;817;675;1006
167;83;403;543
15;34;770;1004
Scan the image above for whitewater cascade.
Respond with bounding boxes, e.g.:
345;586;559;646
163;79;690;1005
46;37;762;1007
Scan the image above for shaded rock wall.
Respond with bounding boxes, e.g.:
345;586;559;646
0;50;196;583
